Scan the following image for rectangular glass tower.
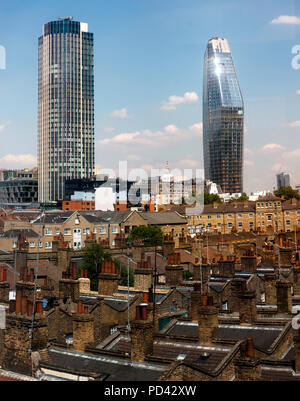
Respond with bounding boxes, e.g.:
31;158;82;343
38;18;94;202
203;37;244;194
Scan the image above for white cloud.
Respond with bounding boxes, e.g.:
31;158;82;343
271;15;300;25
261;143;286;153
287;120;300;128
161;91;199;111
109;108;132;119
98;122;202;149
296;90;300;95
244;160;254;167
0;121;12;133
0;154;37;167
244;148;254;157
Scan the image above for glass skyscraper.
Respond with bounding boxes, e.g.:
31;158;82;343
38;17;94;202
203;37;244;194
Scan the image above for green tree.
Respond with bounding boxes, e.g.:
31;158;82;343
204;192;222;205
274;186;300;200
129;225;163;247
82;243;111;290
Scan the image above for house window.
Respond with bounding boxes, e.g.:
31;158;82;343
238;222;243;227
93;227;97;234
249;213;253;218
228;214;232;219
100;227;106;234
222;301;228;311
45;242;52;249
45;228;52;236
55;228;60;235
260;292;265;303
12;242;17;249
286;220;290;226
112;227;118;234
249;222;254;228
238;214;242;219
257;203;260;208
75;218;80;225
207;215;211;219
29;242;35;248
228;222;232;228
64;228;71;235
217;215;221;219
267;215;272;221
262;221;265;227
39;242;43;248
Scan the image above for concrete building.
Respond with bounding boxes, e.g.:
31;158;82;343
38;18;95;202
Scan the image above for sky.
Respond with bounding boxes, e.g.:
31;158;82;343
0;0;300;194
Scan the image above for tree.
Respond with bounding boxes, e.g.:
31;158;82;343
129;225;163;247
237;192;249;201
82;243;111;291
204;192;222;205
274;186;300;200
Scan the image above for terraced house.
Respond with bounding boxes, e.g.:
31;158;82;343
177;194;300;235
0;210;187;252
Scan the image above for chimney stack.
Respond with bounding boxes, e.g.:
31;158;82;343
131;303;154;362
98;260;120;296
0;266;9;302
276;279;292;314
78;269;91;294
198;295;219;345
191;283;201;322
234;338;261;381
134;256;153;292
165;253;183;287
237;280;257;325
72;300;94;352
59;261;80;301
264;273;277;305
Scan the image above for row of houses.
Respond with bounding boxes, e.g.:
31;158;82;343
172;195;300;235
0;210;187;252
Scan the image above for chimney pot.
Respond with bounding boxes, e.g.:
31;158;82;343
77;300;83;314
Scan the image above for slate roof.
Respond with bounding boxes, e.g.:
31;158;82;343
104;296;138;312
139;211;187;225
106;337;230;373
1;229;39;238
39;347;165;381
32;211;74;225
27;259;63;283
82;210;133;225
282;199;300;211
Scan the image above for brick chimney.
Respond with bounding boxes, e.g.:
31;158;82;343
0;266;9;302
16;265;35;302
293;266;300;296
198;295;219;345
59;261;80;302
78;269;91;294
234;338;261;381
279;241;293;267
230;277;246;313
165;253;183;287
264;273;277;305
134;256;153;292
72;300;94;352
240;254;257;273
217;257;235;277
237;280;257;325
98;260;120;296
131;303;153;362
1;294;47;375
276;279;292;314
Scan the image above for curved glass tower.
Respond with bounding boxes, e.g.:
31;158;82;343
38;18;95;202
203;37;244;194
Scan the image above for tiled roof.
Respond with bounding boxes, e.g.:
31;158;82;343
282;199;300;210
257;194;283;202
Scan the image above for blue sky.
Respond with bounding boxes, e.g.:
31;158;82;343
0;0;300;193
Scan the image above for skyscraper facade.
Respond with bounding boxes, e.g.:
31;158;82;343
203;37;244;194
38;18;94;202
276;172;290;189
